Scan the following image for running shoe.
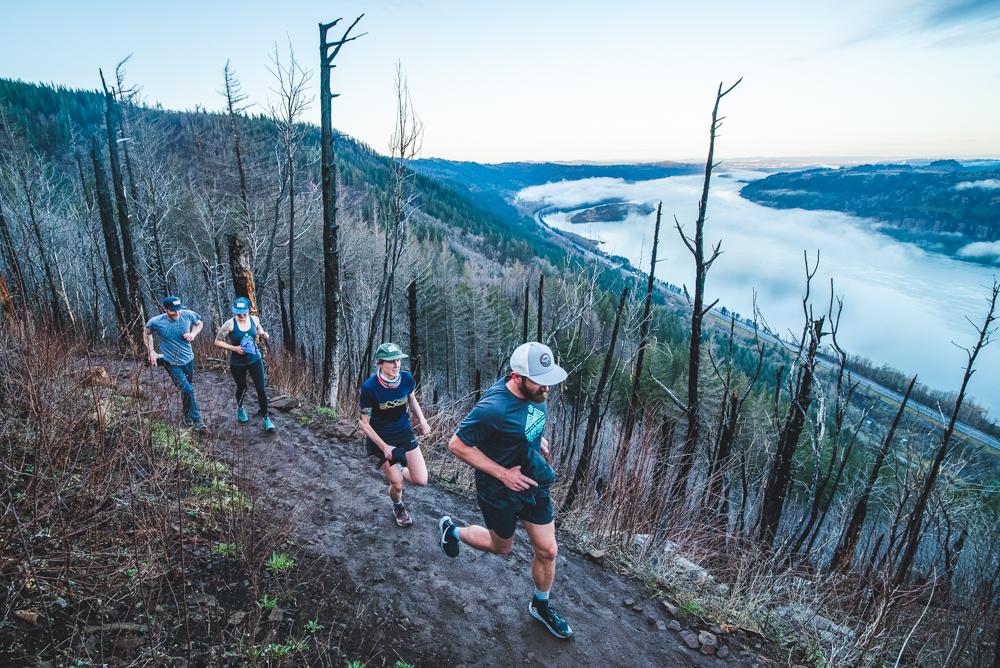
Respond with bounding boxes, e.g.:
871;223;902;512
192;420;208;433
262;417;275;432
528;598;573;639
393;503;413;527
236;406;249;423
438;516;460;557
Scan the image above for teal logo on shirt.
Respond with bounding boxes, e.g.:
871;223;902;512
525;405;545;442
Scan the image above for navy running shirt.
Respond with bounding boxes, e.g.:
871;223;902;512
455;377;548;496
359;370;415;441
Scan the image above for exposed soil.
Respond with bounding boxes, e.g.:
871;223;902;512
135;361;773;667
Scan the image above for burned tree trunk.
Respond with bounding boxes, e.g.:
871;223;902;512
829;375;916;572
408;278;421;387
319;14;364;409
522;281;530;344
671;78;740;503
227;233;257;314
536;274;544;341
620;202;663;464
758;314;825;546
562;286;629;512
892;282;998;588
100;69;143;328
91;138;130;336
278;272;291;346
0;205;25;309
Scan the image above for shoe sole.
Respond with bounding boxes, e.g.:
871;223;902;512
528;602;573;639
438;516;460;558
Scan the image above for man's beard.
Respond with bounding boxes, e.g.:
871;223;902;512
518;377;548;403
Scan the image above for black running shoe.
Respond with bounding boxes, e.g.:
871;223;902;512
438;516;460;558
528;598;573;639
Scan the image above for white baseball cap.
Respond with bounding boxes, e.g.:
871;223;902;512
510;342;567;386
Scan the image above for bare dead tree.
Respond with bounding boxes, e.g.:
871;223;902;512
758;251;825;546
90;138;130;336
361;65;422;377
99;67;144;330
266;41;312;352
408;278;421;387
892;280;998;588
0;204;25;309
619;202;663;465
671;78;741;502
562;286;629;512
536;273;544;341
829;375;917;572
222;61;252;239
319;14;365;409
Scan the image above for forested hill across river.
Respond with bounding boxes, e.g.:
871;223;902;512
739;160;1000;263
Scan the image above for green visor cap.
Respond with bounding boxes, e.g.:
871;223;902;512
375;342;409;362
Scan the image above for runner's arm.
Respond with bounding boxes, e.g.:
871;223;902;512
407;394;431;435
213;319;244;353
143;326;158;366
189;319;204;339
251;315;270;341
359;413;395;458
448;435;537;491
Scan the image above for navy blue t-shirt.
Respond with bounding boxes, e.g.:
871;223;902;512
455;377;551;497
359;371;415;442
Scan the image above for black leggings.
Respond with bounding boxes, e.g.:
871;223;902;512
231;359;269;418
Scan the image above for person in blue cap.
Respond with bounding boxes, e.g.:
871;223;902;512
358;342;430;527
214;296;275;432
144;296;207;431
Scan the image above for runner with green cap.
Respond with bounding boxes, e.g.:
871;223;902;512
358;342;430;527
437;341;573;639
214;296;275;432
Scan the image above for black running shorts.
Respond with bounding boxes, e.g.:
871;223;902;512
366;433;418;468
476;490;554;540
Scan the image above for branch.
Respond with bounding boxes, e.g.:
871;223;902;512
650;374;688;412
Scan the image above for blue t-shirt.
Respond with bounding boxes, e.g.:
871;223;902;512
455;377;552;497
359;370;415;443
146;310;201;365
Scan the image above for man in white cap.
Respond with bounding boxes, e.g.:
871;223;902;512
438;341;572;639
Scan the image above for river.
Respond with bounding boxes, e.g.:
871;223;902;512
519;171;999;417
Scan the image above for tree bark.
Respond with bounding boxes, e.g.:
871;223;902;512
408;278;421;387
892;282;997;588
226;233;257;313
91;138;130;336
536;273;544;341
319;15;364;409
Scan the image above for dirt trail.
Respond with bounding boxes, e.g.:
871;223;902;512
138;362;763;667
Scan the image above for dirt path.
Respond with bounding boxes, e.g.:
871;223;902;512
139;362;763;667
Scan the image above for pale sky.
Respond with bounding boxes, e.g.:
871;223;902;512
4;0;1000;162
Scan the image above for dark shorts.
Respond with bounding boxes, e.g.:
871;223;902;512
476;489;554;540
366;433;419;468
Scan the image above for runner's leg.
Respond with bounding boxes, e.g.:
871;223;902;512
181;362;202;423
231;364;248;411
401;447;428;485
248;359;269;417
457;525;513;555
381;461;405;504
522;520;558;594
